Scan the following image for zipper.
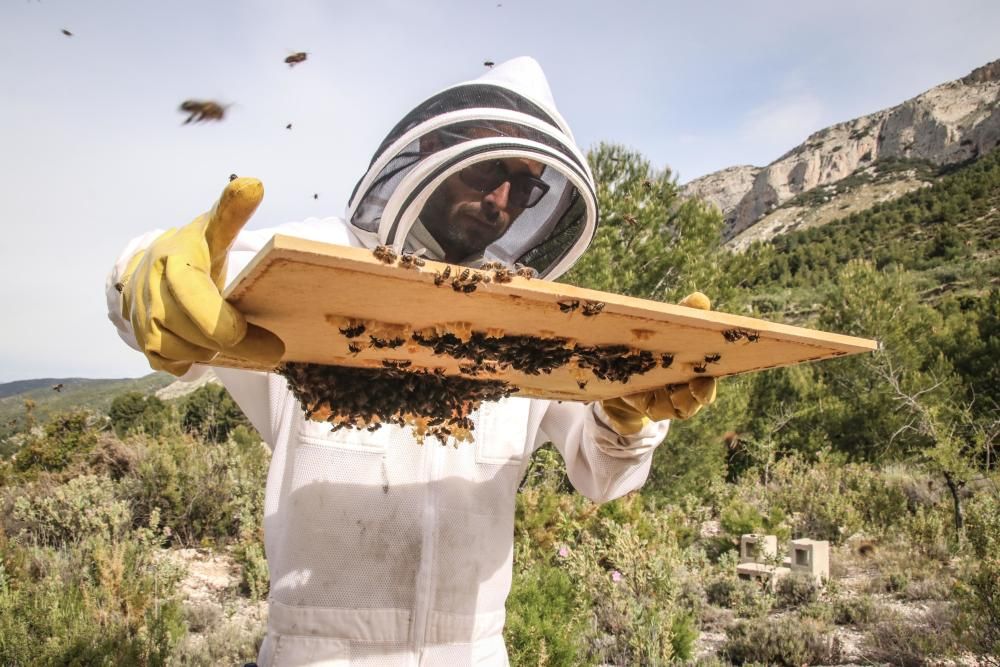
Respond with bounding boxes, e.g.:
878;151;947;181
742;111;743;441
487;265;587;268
411;440;440;663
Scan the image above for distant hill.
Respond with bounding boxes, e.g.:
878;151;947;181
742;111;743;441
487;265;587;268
684;59;1000;242
0;372;173;438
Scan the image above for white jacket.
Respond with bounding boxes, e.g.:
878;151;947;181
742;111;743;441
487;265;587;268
106;216;669;666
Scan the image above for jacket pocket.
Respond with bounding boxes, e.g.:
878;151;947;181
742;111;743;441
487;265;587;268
474;398;530;466
297;417;390;454
271;634;350;666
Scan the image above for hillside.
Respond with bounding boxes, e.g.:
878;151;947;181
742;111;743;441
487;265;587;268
0;372;173;438
684;59;1000;242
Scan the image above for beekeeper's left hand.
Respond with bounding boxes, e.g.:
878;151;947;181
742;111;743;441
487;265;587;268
599;292;718;434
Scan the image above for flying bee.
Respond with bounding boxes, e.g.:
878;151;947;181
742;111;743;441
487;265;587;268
484;60;495;68
558;300;580;313
623;214;637;226
61;29;73;37
693;363;707;374
660;353;674;368
582;301;605;316
347;342;363;355
52;383;64;392
372;245;397;264
286;123;293;130
229;173;238;181
179;99;228;124
642;179;653;190
284;51;308;67
382;359;412;370
339;323;366;338
704;353;721;364
313;193;319;199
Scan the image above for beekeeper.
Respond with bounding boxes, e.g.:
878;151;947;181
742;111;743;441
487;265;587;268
106;57;716;666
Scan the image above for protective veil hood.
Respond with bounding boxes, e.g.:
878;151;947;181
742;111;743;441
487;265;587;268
347;57;597;280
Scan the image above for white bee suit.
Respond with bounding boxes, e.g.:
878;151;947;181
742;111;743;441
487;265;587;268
106;58;670;667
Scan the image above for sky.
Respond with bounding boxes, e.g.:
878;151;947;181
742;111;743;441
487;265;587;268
1;0;997;383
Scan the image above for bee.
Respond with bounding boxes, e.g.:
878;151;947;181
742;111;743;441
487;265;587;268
367;424;381;432
704;353;721;364
623;214;637;226
52;383;64;392
286;123;293;130
576;380;589;390
660;353;674;368
284;51;308;67
558;300;580;313
462;283;478;293
722;329;745;343
61;29;73;37
481;274;492;284
229;173;238;181
382;359;412;370
484;60;495;68
347;342;363;355
373;245;398;264
339;323;366;338
693;363;707;374
398;252;426;269
493;267;513;284
313;193;319;200
458;268;470;282
746;330;760;343
179;99;227;124
433;368;447;377
369;335;404;349
459;363;479;375
582;301;605;316
481;261;504;271
642;179;653;190
434;271;447;286
114;281;125;293
514;264;537;279
452;279;464;292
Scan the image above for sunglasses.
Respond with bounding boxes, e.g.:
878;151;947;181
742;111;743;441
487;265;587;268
458;160;550;209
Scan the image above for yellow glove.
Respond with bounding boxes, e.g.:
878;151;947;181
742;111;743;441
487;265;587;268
119;177;285;376
600;292;719;434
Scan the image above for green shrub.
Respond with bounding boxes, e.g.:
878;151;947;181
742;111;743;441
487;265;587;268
109;392;171;438
505;562;591;667
775;572;819;608
0;521;185;665
833;594;877;626
722;614;841;666
12;475;131;547
861;604;960;666
180;385;251;444
13;411;100;474
236;542;269;602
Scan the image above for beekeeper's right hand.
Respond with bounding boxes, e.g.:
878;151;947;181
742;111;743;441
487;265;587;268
118;177;285;376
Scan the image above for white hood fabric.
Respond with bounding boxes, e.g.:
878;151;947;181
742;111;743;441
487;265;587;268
346;57;597;280
106;58;669;667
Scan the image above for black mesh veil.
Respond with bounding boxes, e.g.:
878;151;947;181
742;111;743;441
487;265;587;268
346;68;597;280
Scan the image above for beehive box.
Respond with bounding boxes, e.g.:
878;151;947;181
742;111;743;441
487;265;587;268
214;235;877;401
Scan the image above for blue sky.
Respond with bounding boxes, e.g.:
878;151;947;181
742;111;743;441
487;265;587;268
1;0;997;382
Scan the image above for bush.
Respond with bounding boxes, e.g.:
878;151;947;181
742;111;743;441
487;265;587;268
861;604;960;666
180;385;251;444
236;542;269;602
13;411;100;474
833;594;877;626
11;475;131;547
722;615;841;666
109;392;171;438
776;572;819;608
505;562;591;667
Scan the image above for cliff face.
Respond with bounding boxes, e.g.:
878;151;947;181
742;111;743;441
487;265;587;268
683;60;1000;239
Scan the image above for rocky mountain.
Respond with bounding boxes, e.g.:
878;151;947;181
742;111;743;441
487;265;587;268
684;59;1000;243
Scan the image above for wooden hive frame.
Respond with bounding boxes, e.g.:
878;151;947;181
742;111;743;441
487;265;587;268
214;235;878;402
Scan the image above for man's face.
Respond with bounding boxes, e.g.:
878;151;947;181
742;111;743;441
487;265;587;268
419;156;546;263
